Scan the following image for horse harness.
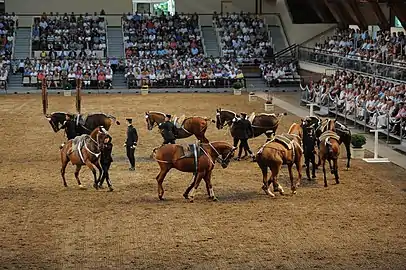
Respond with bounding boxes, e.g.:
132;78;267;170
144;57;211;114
69;134;102;164
258;134;303;162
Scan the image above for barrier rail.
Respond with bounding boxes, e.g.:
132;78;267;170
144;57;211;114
298;46;406;82
300;84;406;144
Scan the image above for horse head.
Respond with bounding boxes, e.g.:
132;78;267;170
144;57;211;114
91;126;110;150
145;111;165;131
215;108;236;130
46;112;69;132
209;141;237;168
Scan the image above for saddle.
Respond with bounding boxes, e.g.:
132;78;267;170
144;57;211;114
69;134;89;154
173;115;186;129
74;114;87;126
319;131;340;145
179;144;204;159
274;134;296;150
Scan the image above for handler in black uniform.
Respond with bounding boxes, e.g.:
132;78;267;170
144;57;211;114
60;114;77;140
158;114;176;144
124;118;138;171
303;125;317;180
99;135;114;191
235;112;255;161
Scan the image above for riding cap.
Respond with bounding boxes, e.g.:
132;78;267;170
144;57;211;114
166;114;172;119
126;118;133;123
240;112;247;116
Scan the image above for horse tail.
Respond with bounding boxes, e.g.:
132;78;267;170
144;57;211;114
106;114;121;125
202;116;216;124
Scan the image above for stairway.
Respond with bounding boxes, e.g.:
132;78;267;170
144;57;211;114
7;73;25;90
268;25;288;53
107;26;124;58
246;78;268;90
13;27;31;60
112;71;127;89
201;26;221;57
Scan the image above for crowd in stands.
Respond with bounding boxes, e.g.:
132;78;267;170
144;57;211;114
310;28;406;80
122;13;203;59
124;55;245;88
260;60;299;86
304;70;406;138
31;12;107;56
18;58;114;89
213;12;272;62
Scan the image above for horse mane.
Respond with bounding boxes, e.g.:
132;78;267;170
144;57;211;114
220;109;236;117
287;123;297;134
208;141;234;148
51;111;69;115
148;111;166;117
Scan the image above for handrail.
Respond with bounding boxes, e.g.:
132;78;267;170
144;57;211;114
213;23;223;57
29;17;34;58
121;16;126;58
275;14;291;47
198;16;207;56
274;43;297;58
12;26;16;60
105;17;109;58
299;25;337;46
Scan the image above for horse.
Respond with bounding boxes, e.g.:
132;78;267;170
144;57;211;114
145;111;215;143
215;108;286;140
60;126;110;190
255;122;304;196
318;119;341;187
303;116;352;169
153;141;237;202
46;112;120;138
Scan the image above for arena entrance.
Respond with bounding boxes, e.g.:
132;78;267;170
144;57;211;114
132;0;175;15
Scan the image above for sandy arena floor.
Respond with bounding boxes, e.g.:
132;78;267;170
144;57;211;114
0;93;405;269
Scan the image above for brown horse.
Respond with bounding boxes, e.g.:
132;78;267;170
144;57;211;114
215;108;286;140
60;126;110;190
318;119;341;187
153;141;237;202
145;111;215;143
46;112;120;139
255;122;304;196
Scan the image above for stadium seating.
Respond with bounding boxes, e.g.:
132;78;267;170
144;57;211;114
260;60;301;86
213;12;272;62
302;70;406;138
31;12;107;59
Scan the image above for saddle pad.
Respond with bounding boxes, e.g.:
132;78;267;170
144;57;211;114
274;134;294;150
179;144;203;159
75;114;87;126
71;134;89;152
319;131;340;143
173;115;186;129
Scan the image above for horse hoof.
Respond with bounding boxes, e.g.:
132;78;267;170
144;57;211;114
93;184;99;190
79;185;86;190
108;187;114;192
212;197;219;202
189;198;194;203
183;194;189;200
158;196;165;201
346;168;349;171
324;184;328;188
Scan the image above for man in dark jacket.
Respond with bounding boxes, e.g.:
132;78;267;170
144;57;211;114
158;114;176;144
303;126;317;180
98;135;114;191
235;112;255;161
60;114;77;140
124;118;138;171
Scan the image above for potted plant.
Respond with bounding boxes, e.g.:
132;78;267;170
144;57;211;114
351;134;366;159
264;92;274;112
233;81;243;95
249;91;257;101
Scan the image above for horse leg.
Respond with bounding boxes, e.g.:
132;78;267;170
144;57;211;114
85;160;98;190
183;174;197;199
287;164;296;194
260;164;274;197
94;162;103;189
188;172;205;203
295;156;303;189
333;159;340;184
345;142;351;170
156;168;170;200
328;159;334;174
61;157;69;187
322;158;328;187
74;165;86;189
203;171;217;201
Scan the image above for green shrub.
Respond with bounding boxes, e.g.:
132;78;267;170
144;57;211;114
232;81;243;90
351;134;366;148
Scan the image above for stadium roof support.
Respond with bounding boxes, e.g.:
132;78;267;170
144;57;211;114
348;0;368;30
387;1;406;30
368;0;390;30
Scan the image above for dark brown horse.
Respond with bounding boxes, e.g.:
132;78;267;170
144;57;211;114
318;119;341;187
153;141;237;202
255;122;303;196
145;111;215;143
60;126;110;190
46;112;120;139
215;108;286;140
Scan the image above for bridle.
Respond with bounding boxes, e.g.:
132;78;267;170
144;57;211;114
216;111;235;129
200;142;236;167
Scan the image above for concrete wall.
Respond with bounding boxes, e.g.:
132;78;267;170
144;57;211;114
6;0;132;26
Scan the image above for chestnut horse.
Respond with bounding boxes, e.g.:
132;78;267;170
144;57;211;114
318;119;341;187
215;108;286;140
60;126;110;190
145;111;215;143
255;122;303;196
153;141;237;202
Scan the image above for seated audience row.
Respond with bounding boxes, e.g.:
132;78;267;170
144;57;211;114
20;58;113;89
260;61;300;86
213;12;271;61
32;12;107;55
304;70;406;138
123;55;245;88
123;13;203;58
0;13;18;58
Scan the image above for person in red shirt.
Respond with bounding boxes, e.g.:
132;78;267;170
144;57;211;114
98;72;106;89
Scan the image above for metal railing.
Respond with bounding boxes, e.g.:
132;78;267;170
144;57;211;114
300;84;405;143
198;16;207;56
298;46;406;82
11;27;16;60
105;17;110;58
